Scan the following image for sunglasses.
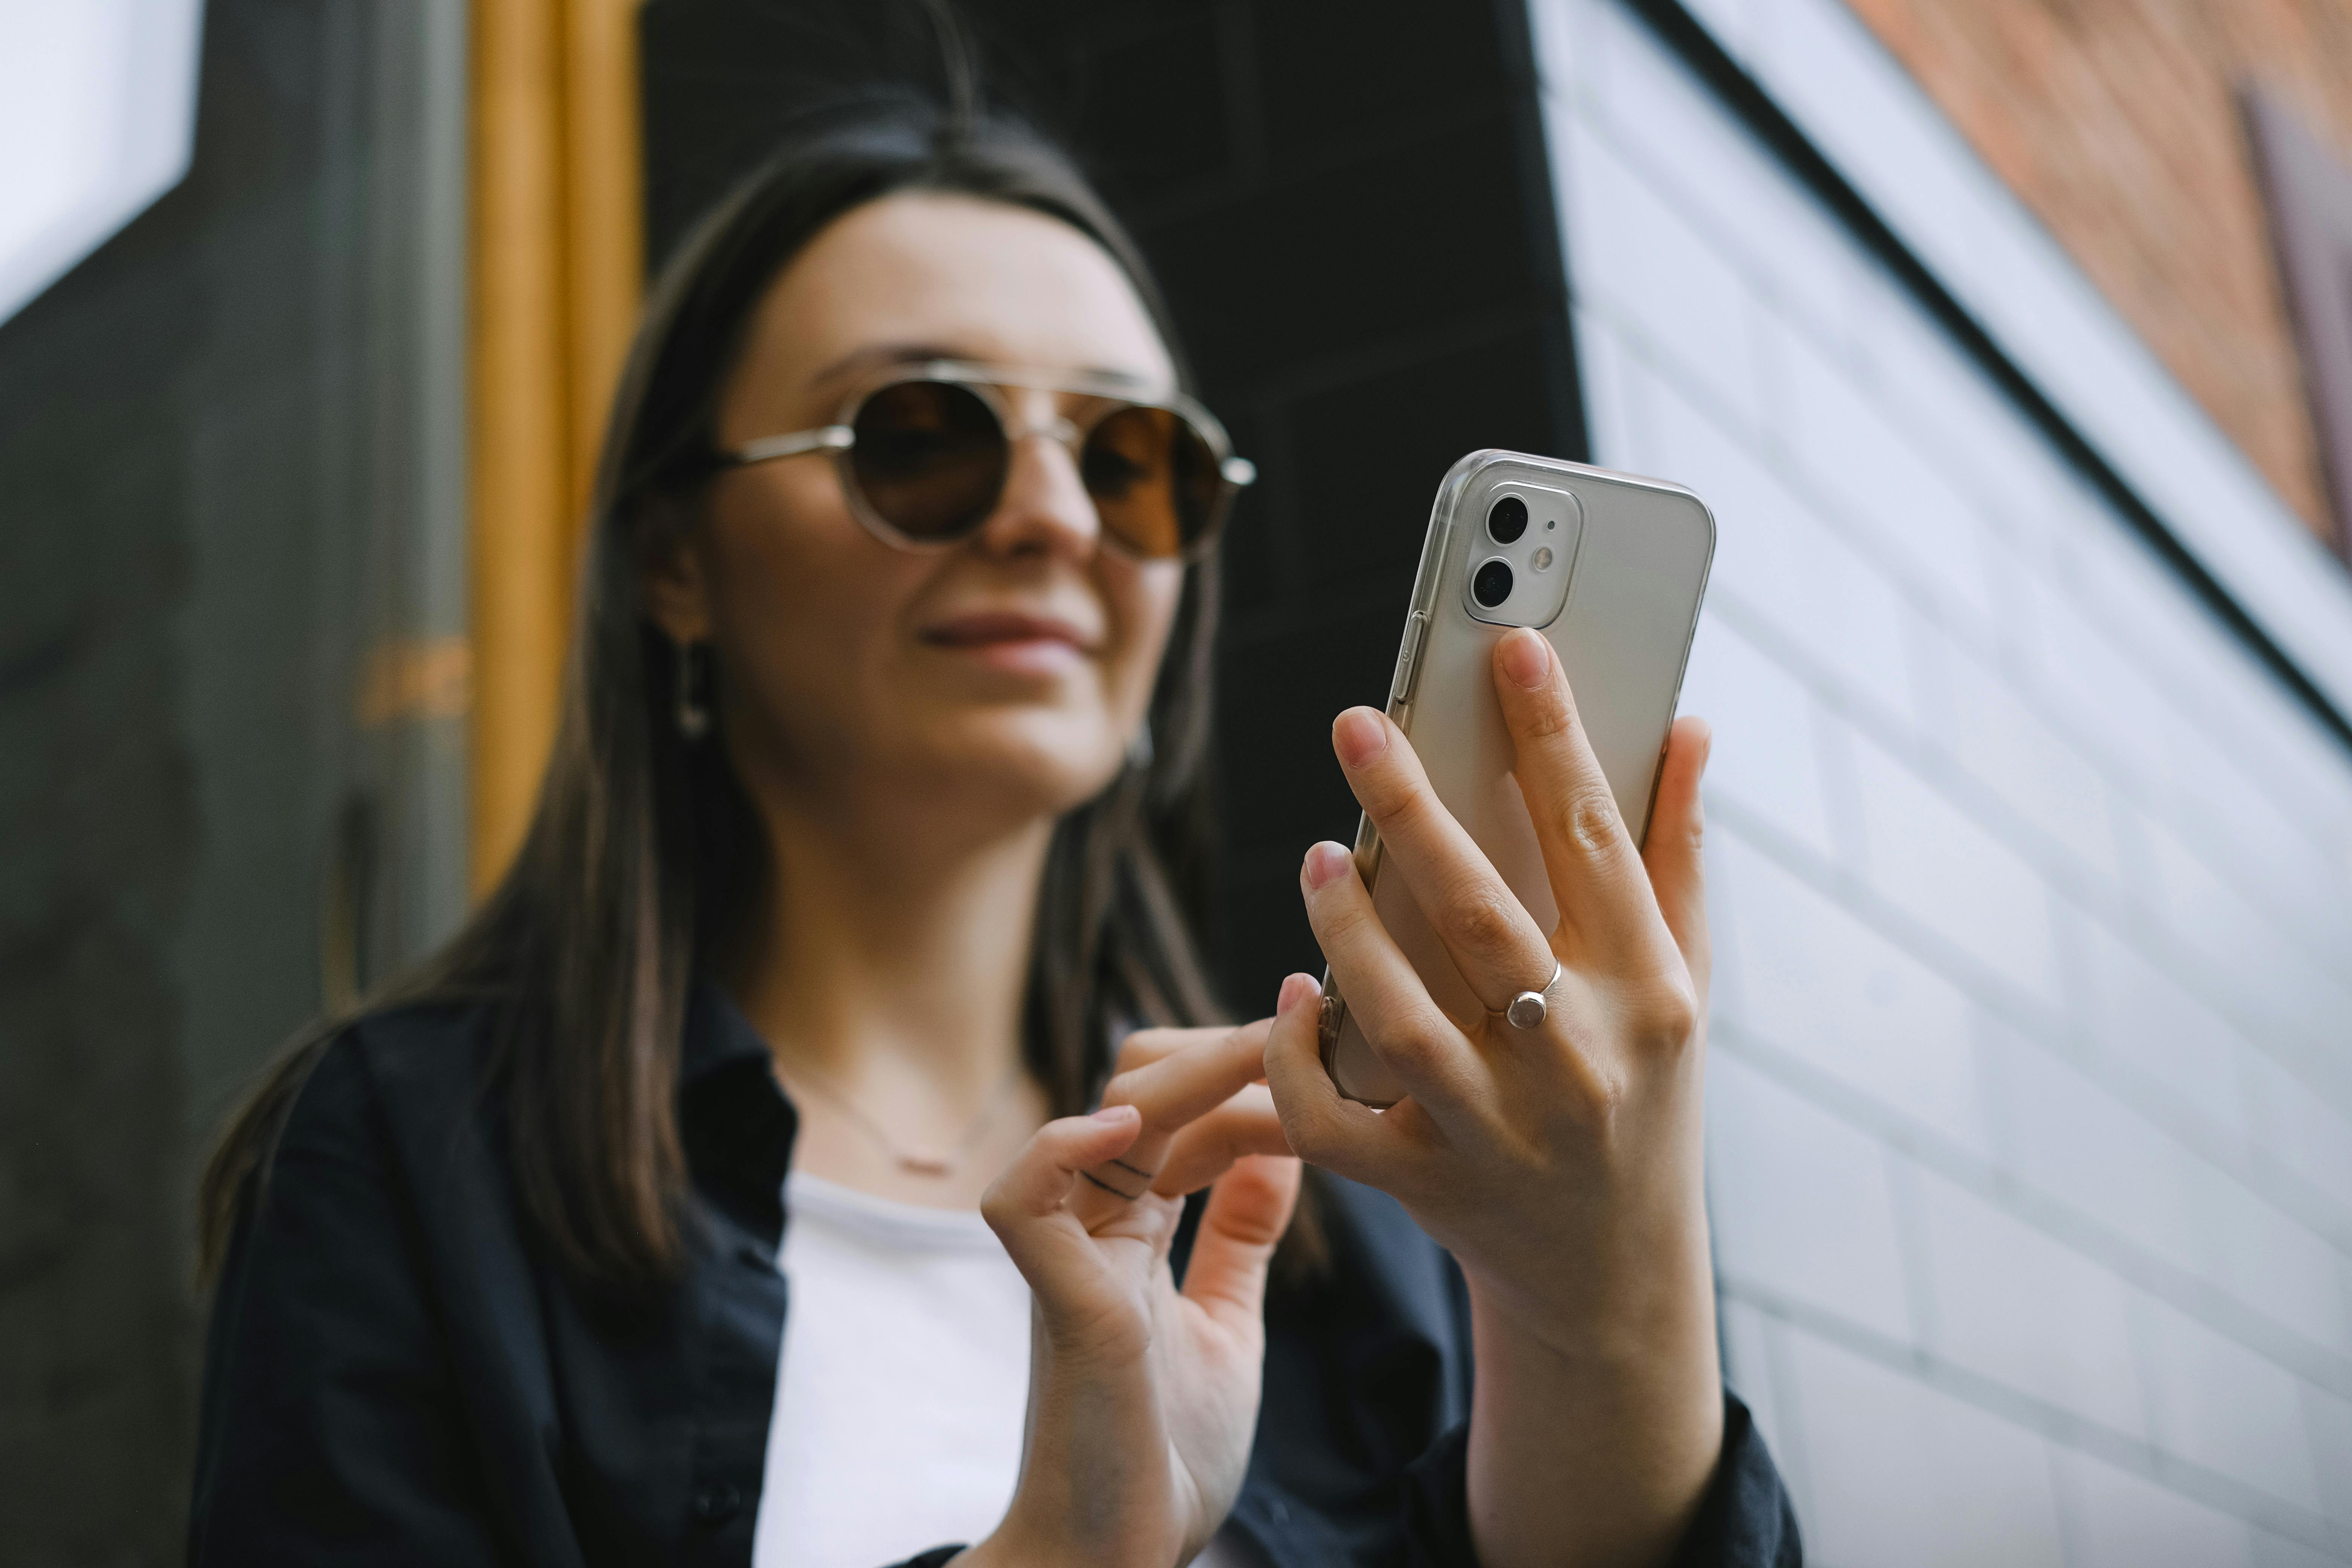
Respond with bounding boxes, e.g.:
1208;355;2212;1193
721;360;1255;562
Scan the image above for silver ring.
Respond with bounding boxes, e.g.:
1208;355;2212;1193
1501;960;1563;1029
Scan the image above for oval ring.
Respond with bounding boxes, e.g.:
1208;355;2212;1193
1501;960;1563;1030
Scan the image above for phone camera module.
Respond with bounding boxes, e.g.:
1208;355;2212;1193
1472;558;1514;608
1487;495;1528;544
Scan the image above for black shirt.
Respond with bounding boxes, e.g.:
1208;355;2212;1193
190;985;1801;1566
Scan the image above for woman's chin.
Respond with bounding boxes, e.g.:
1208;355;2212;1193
911;712;1127;818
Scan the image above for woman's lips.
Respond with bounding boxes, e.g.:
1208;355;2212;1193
920;611;1098;675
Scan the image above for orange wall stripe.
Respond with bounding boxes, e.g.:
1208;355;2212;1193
469;0;644;896
562;0;646;539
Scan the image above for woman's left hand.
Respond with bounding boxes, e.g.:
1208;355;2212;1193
966;1019;1301;1568
1263;625;1723;1568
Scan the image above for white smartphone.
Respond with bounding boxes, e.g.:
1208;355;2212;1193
1318;449;1715;1107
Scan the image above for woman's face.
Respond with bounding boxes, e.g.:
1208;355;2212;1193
651;193;1187;830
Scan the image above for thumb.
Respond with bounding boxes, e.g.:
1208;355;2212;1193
981;1106;1142;1303
1179;1155;1302;1324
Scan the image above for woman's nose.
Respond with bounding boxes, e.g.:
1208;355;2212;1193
972;391;1101;558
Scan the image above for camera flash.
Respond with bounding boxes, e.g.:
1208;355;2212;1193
1531;547;1554;572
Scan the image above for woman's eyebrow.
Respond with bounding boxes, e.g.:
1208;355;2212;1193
808;343;1161;390
808;343;969;389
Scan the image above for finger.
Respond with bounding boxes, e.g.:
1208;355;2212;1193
1085;1017;1276;1206
982;1106;1149;1290
1153;1085;1292;1195
1328;706;1556;1011
1179;1155;1302;1323
1299;842;1477;1111
1644;715;1713;999
1260;969;1410;1185
1110;1024;1225;1077
1490;628;1669;960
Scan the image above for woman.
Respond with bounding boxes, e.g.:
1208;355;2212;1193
191;95;1797;1568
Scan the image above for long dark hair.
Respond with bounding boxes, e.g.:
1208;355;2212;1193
199;95;1232;1289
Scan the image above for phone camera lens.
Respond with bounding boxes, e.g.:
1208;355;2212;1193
1473;558;1514;608
1487;495;1528;544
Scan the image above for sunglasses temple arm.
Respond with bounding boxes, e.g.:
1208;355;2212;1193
732;425;854;467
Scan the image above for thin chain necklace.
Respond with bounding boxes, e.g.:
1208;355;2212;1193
773;1057;1026;1178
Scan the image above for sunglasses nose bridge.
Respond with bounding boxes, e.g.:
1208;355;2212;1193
977;418;1106;560
989;379;1084;454
1004;413;1083;453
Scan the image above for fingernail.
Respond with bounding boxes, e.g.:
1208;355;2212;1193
1090;1104;1138;1124
1302;841;1352;891
1277;972;1320;1014
1332;707;1387;768
1500;627;1549;688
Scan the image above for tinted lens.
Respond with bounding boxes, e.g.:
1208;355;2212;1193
848;380;1008;540
1081;404;1223;559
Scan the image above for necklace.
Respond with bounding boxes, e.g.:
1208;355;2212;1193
773;1057;1026;1178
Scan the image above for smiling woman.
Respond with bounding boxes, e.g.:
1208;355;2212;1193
185;84;1797;1568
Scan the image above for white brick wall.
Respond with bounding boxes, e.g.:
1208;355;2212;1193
1529;0;2352;1559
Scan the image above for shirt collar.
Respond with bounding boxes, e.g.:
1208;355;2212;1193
677;977;796;1248
680;976;777;1088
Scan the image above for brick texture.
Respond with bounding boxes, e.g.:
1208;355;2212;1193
1844;0;2352;545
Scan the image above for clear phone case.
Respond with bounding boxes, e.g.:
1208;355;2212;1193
1317;449;1715;1107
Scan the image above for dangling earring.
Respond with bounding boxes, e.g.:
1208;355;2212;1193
1126;718;1154;773
674;639;711;740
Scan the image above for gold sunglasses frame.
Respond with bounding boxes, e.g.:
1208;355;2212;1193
721;359;1257;563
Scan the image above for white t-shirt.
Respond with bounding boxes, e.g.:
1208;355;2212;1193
751;1172;1259;1568
752;1172;1034;1567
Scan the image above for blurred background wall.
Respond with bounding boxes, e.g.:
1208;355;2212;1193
0;3;466;1561
4;0;2351;1563
1546;2;2352;1559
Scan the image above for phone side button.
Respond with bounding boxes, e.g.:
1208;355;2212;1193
1389;611;1428;705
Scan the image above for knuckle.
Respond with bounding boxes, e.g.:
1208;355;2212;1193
1554;782;1622;854
1355;764;1424;830
979;1185;1017;1233
1574;1063;1630;1127
1280;1106;1336;1167
1374;1014;1451;1084
1449;883;1525;959
1519;690;1579;744
1654;983;1702;1047
1312;888;1373;946
1628;974;1702;1053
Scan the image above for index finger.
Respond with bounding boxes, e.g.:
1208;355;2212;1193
1490;627;1670;961
1110;1024;1229;1078
1073;1017;1274;1212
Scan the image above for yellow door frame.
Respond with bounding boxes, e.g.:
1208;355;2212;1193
469;0;645;893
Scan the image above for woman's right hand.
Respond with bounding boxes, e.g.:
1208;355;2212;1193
957;988;1310;1568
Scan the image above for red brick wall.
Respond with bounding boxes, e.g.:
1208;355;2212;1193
1846;0;2352;544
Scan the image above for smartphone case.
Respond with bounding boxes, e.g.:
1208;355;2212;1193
1318;449;1715;1107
